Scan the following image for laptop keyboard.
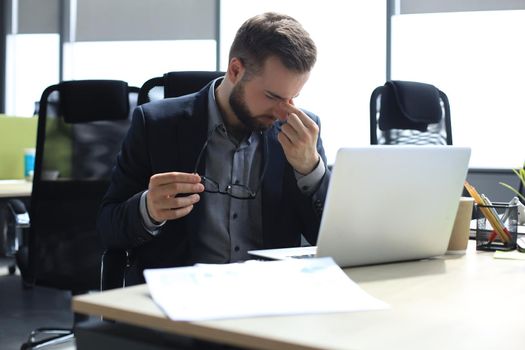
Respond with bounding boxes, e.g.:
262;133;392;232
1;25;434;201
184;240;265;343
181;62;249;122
288;253;316;259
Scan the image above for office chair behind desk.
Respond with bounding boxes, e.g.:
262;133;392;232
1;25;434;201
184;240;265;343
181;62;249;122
370;80;453;145
137;70;224;105
0;199;30;275
19;80;139;350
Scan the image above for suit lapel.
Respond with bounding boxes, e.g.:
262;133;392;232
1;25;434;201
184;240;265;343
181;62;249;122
175;90;209;173
261;126;285;246
175;86;210;237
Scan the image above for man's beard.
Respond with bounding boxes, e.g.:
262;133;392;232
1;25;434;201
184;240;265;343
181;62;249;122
229;81;274;132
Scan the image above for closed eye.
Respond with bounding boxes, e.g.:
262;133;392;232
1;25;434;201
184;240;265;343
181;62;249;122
264;90;300;102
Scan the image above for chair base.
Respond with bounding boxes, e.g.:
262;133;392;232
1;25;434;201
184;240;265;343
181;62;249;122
20;328;74;350
8;262;16;274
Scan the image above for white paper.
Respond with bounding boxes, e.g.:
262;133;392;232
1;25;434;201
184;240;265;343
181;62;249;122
144;257;388;321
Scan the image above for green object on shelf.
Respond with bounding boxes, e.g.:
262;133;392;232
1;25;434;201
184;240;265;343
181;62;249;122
0;115;38;180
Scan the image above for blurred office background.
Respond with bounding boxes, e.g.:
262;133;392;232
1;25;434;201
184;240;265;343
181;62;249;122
1;0;524;195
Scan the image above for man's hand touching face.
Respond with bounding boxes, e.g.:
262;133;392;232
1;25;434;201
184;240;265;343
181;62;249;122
276;102;320;175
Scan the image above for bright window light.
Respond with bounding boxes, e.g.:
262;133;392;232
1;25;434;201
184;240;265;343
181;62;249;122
392;10;525;169
5;34;59;117
63;40;217;88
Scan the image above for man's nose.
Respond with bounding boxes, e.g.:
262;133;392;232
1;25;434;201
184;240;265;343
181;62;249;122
273;105;287;120
273;100;293;120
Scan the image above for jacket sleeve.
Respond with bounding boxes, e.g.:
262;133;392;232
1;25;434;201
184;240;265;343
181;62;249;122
97;106;157;249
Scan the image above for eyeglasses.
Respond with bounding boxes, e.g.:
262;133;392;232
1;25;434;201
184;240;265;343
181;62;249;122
193;126;268;200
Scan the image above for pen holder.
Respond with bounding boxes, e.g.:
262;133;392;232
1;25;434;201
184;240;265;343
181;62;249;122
475;202;518;251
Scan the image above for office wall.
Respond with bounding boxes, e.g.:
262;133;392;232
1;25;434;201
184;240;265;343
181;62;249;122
68;0;216;42
467;170;521;203
399;0;525;14
16;0;60;34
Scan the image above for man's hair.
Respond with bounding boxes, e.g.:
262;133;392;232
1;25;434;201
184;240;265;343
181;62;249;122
229;12;317;77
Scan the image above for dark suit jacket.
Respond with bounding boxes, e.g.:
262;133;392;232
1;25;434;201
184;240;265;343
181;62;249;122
97;83;331;281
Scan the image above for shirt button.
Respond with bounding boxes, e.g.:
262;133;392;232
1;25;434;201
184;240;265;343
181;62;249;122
232;213;238;219
234;246;240;252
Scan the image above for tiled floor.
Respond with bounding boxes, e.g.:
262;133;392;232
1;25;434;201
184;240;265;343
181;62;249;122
0;258;76;350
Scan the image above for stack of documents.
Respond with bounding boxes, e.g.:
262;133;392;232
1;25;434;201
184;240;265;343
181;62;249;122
144;257;388;321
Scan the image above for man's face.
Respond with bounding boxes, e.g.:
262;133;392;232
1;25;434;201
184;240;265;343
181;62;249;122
229;56;310;132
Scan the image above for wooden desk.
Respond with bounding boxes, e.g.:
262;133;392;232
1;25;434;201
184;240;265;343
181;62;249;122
73;243;525;350
0;179;32;198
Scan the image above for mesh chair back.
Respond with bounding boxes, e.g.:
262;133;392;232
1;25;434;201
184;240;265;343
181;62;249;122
25;80;138;292
138;71;224;105
370;80;452;145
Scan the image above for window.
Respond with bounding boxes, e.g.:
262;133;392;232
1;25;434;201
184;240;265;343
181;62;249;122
63;40;216;88
5;34;59;116
391;10;525;169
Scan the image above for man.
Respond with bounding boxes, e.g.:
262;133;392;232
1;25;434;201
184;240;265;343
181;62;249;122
97;12;331;284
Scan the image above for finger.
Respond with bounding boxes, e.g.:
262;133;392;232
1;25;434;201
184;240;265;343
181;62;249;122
151;182;204;197
148;194;200;221
281;113;319;148
279;121;300;144
277;131;293;150
156;205;195;221
153;194;200;211
285;113;308;134
150;172;201;186
280;103;316;129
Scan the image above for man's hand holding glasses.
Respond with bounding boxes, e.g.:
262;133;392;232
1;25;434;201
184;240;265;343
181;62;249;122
146;172;204;223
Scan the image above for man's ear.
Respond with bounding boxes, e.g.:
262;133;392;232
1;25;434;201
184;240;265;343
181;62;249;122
227;57;245;84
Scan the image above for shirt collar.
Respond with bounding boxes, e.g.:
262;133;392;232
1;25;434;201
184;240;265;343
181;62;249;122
207;77;226;134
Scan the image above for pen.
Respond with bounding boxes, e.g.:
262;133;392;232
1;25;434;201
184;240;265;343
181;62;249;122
480;194;507;243
500;197;519;224
464;182;510;243
481;194;512;243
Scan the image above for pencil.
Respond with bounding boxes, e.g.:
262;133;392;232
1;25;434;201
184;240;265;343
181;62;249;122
464;182;511;243
480;194;513;243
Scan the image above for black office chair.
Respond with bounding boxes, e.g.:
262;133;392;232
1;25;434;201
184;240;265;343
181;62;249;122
370;80;453;145
100;248;130;291
19;80;139;350
137;70;224;105
0;199;29;275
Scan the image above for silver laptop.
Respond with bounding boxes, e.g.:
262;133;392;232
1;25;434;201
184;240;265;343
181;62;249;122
249;146;471;267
